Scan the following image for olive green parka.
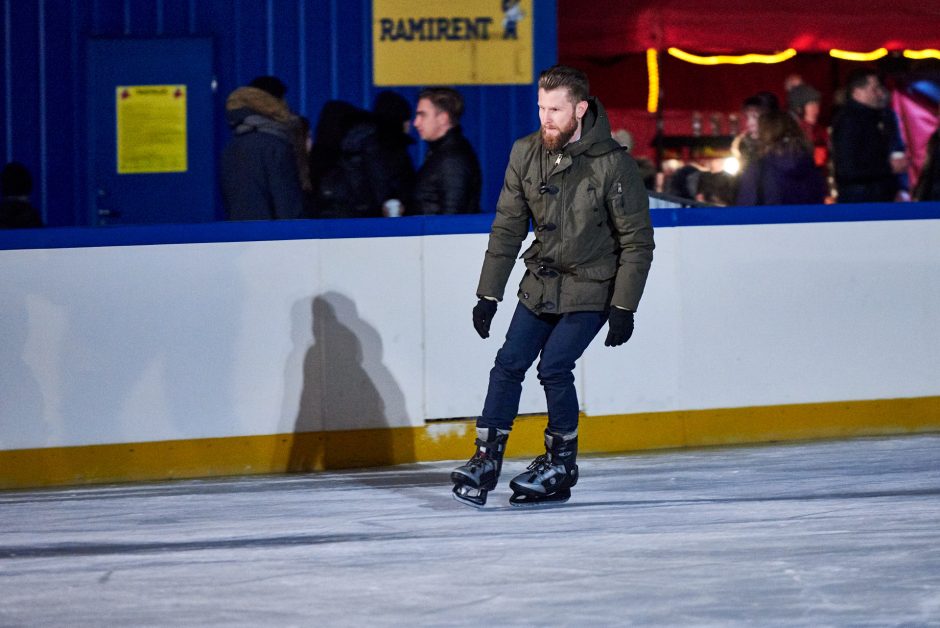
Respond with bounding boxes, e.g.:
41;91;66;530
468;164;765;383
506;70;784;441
476;97;654;314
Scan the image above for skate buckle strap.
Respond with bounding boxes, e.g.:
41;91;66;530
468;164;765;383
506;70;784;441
465;450;488;469
526;454;552;472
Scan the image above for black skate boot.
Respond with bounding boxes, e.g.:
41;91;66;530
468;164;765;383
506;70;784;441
508;429;578;507
451;427;509;508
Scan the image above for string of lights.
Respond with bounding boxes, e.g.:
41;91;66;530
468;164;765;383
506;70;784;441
645;46;940;113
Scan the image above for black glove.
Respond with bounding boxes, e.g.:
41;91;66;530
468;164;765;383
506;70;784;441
472;298;498;339
604;308;634;347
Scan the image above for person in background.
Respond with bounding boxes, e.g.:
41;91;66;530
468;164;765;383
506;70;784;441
249;76;312;198
411;87;482;215
696;171;737;206
371;91;416;217
732;91;781;174
1;162;44;229
787;82;829;170
665;160;706;200
220;78;304;220
308;98;411;219
736;110;826;205
913;106;940;201
832;69;908;203
783;73;804;93
634;156;657;191
308;100;372;218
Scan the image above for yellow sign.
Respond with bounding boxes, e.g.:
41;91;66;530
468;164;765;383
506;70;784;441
116;85;188;174
373;0;532;86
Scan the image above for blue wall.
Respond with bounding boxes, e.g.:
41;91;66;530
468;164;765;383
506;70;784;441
0;0;557;227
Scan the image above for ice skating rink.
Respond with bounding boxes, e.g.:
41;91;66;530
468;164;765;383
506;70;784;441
2;435;939;626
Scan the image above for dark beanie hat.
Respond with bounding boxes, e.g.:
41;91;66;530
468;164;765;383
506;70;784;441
787;83;822;112
1;162;32;196
249;76;288;100
373;90;412;124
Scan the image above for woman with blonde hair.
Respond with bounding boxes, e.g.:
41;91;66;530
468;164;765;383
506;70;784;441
736;110;827;205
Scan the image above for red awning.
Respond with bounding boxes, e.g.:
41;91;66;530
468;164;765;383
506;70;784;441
560;1;940;56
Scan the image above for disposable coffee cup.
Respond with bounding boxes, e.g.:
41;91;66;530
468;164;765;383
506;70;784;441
384;199;403;217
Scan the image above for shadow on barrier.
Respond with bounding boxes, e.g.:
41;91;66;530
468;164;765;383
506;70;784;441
0;295;49;449
287;292;413;471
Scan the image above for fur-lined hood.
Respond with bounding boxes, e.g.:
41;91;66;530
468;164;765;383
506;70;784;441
225;86;293;123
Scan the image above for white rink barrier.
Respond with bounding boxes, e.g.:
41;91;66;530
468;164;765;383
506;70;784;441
1;205;939;486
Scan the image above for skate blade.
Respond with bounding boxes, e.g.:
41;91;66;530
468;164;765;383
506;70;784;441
509;491;570;508
450;470;481;488
452;485;488;509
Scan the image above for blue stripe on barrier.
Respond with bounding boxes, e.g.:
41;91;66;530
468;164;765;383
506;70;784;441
670;202;940;227
1;202;939;251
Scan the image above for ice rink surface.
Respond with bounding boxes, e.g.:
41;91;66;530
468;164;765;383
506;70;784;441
2;434;939;627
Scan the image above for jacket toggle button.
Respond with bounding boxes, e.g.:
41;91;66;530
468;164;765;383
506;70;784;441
537;266;558;278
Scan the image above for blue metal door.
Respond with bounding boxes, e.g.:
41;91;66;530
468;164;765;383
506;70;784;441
87;38;215;225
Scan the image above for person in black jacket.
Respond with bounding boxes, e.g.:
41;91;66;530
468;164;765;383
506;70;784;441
310;93;417;218
411;87;482;215
372;91;416;216
1;162;43;229
309;100;378;218
832;69;908;203
913;125;940;201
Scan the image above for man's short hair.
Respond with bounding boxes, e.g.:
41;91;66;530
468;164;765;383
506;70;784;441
418;87;464;123
538;65;590;104
742;91;780;113
845;68;879;94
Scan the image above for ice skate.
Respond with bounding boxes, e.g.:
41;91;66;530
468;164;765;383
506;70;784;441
451;427;509;508
509;429;578;507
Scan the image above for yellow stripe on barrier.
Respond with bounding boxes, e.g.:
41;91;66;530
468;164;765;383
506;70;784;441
1;396;938;490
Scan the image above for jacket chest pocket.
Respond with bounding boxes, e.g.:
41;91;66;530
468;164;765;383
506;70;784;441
579;183;607;228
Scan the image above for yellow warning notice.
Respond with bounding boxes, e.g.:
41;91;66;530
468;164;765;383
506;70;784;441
116;85;188;174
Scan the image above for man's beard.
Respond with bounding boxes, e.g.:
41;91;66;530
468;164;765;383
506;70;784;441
540;112;579;152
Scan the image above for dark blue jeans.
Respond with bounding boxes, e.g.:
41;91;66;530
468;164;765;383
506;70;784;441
478;302;608;434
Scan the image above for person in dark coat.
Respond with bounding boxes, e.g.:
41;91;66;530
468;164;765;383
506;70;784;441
308;100;380;218
787;82;831;177
248;76;312;199
832;69;907;203
220;85;304;220
1;162;43;229
411;87;482;215
372;91;416;216
731;91;781;175
736;110;827;205
307;93;416;219
913;126;940;201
